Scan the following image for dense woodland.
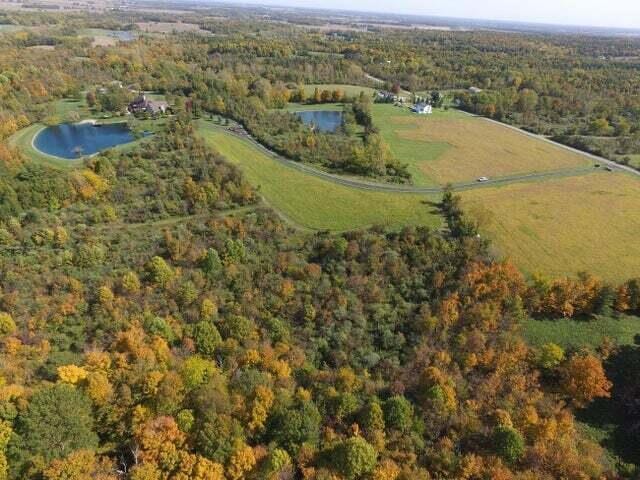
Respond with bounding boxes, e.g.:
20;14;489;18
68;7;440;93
0;9;640;479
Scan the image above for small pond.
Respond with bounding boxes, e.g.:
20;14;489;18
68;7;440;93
34;122;136;159
295;110;343;133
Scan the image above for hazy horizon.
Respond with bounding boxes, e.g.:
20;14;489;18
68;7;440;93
219;0;640;30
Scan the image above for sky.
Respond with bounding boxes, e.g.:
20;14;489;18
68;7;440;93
239;0;640;29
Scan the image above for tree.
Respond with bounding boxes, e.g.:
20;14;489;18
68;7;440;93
537;343;565;370
13;384;98;464
147;256;174;286
0;313;16;336
383;396;413;433
192;321;222;357
332;436;377;480
265;400;321;453
493;426;525;464
43;450;117;480
560;353;612;407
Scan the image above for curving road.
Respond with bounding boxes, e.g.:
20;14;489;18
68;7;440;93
211;120;620;195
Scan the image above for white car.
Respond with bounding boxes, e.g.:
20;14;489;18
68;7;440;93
477;176;489;182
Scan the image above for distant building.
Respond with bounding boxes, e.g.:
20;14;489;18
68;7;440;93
412;102;433;114
128;94;169;115
377;90;398;102
469;86;483;94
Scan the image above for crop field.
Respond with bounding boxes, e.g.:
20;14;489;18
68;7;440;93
373;104;593;186
461;172;640;281
196;119;441;232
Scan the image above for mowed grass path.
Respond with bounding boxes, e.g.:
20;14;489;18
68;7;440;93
373;104;591;186
196;120;441;232
461;172;640;281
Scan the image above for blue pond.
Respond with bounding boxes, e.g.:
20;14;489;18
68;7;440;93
295;110;343;133
34;122;135;159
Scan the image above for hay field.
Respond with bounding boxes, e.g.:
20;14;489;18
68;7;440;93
373;105;592;186
461;172;640;281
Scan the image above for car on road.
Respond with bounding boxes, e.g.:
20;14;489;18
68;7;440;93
477;176;489;182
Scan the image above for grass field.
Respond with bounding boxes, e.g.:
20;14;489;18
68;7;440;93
461;172;640;281
303;84;376;98
523;315;640;350
196;119;441;231
372;104;592;186
627;154;640;169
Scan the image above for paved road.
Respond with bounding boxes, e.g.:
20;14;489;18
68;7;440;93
208;121;611;195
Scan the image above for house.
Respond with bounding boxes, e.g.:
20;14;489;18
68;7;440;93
128;95;169;115
469;86;483;94
376;90;398;103
412;102;433;115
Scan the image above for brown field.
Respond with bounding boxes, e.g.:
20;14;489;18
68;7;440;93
461;172;640;281
135;22;207;34
394;115;591;184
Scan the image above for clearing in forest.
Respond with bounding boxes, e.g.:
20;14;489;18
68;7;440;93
460;172;640;281
373;104;592;186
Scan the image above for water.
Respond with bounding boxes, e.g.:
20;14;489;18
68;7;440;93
34;123;135;159
295;110;343;133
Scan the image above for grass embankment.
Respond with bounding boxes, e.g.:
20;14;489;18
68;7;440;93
372;104;592;186
461;172;640;282
196;119;441;232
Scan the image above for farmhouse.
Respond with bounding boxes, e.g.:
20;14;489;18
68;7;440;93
377;90;398;102
128;94;169;115
412;102;433;115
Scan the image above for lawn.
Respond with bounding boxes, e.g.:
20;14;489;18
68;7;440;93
196;119;441;232
461;172;640;281
303;84;377;98
372;104;592;186
522;314;640;350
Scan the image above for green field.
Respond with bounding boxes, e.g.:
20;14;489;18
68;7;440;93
303;84;376;97
461;172;640;281
523;315;640;350
627;155;640;169
372;104;592;186
196;119;440;232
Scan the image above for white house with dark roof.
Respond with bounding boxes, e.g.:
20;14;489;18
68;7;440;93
412;102;433;114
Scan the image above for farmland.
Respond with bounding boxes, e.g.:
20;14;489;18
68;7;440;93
196;119;441;232
373;104;593;186
461;172;640;281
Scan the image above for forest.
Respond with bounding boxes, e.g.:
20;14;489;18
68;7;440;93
0;8;639;480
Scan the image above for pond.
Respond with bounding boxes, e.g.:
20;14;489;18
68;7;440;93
34;122;136;159
295;110;343;133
